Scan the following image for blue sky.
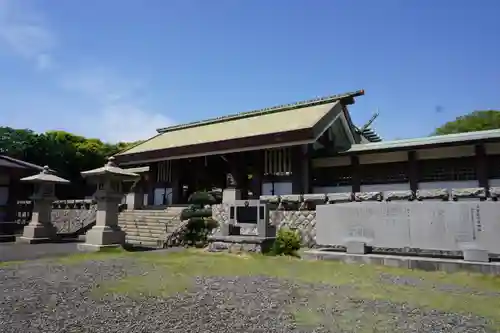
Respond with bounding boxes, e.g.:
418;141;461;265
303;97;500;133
1;0;499;143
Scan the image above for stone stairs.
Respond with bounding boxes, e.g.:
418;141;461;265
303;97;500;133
118;206;186;248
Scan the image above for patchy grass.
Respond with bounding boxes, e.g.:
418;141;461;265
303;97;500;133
60;249;500;329
0;260;25;267
55;246;129;265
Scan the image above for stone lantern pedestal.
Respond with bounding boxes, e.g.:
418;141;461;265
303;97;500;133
18;166;70;244
78;157;139;252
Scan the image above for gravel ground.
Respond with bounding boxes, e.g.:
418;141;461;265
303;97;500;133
0;258;495;333
378;272;500;297
0;242;82;262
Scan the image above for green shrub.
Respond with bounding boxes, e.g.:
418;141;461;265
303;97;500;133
272;227;301;256
179;191;219;247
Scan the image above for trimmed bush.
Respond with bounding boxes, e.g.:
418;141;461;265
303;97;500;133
179;191;219;247
272;227;301;257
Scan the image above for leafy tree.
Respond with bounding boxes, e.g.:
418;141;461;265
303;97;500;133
433;110;500;135
0;126;142;198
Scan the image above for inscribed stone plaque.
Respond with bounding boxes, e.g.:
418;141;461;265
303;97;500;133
407;202;459;251
453;202;479;244
317;200;500;254
316;204;350;246
316;203;377;246
472;202;500;254
376;202;411;248
235;206;260;224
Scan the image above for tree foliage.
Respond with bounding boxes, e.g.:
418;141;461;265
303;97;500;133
433;110;500;135
0;126;142;197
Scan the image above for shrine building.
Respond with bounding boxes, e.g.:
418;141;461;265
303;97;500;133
113;90;500;206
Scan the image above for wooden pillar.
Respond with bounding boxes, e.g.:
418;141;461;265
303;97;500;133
475;144;489;190
408;151;418;192
146;162;158;205
252;150;264;198
238;154;249;200
303;144;312;194
170;159;182;204
351;155;361;193
291;146;304;194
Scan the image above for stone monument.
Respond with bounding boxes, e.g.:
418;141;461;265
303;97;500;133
18;166;70;244
208;199;276;253
78;157;139;251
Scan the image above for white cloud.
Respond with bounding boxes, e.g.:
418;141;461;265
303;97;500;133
60;68;144;103
0;0;55;70
63;68;175;143
95;105;174;143
0;0;175;143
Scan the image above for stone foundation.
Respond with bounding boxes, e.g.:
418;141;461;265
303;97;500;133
212;188;500;260
304;249;500;276
206;235;275;254
212;204;316;246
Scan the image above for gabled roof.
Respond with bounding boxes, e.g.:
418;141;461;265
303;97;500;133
345;128;500;153
115;90;365;164
0;154;47;171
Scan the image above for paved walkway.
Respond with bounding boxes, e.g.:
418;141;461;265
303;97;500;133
0;242;82;262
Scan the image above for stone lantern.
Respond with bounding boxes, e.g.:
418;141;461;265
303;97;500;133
18;166;70;243
78;157;139;251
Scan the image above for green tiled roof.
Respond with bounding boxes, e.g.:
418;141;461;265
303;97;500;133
117;90;364;156
346;129;500;153
156;90;364;133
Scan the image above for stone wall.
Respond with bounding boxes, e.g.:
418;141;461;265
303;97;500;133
52;200;97;233
212;202;317;246
16;199;97;234
212;188;496;249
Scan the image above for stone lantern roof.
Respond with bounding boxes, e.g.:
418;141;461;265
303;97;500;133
20;166;70;184
81;157;139;179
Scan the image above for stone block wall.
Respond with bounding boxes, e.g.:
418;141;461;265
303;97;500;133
51;199;97;233
212;187;495;249
16;199;97;234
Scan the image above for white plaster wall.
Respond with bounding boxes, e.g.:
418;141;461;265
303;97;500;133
360;183;410;192
313;186;352;194
418;181;479;190
123;193;150;206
